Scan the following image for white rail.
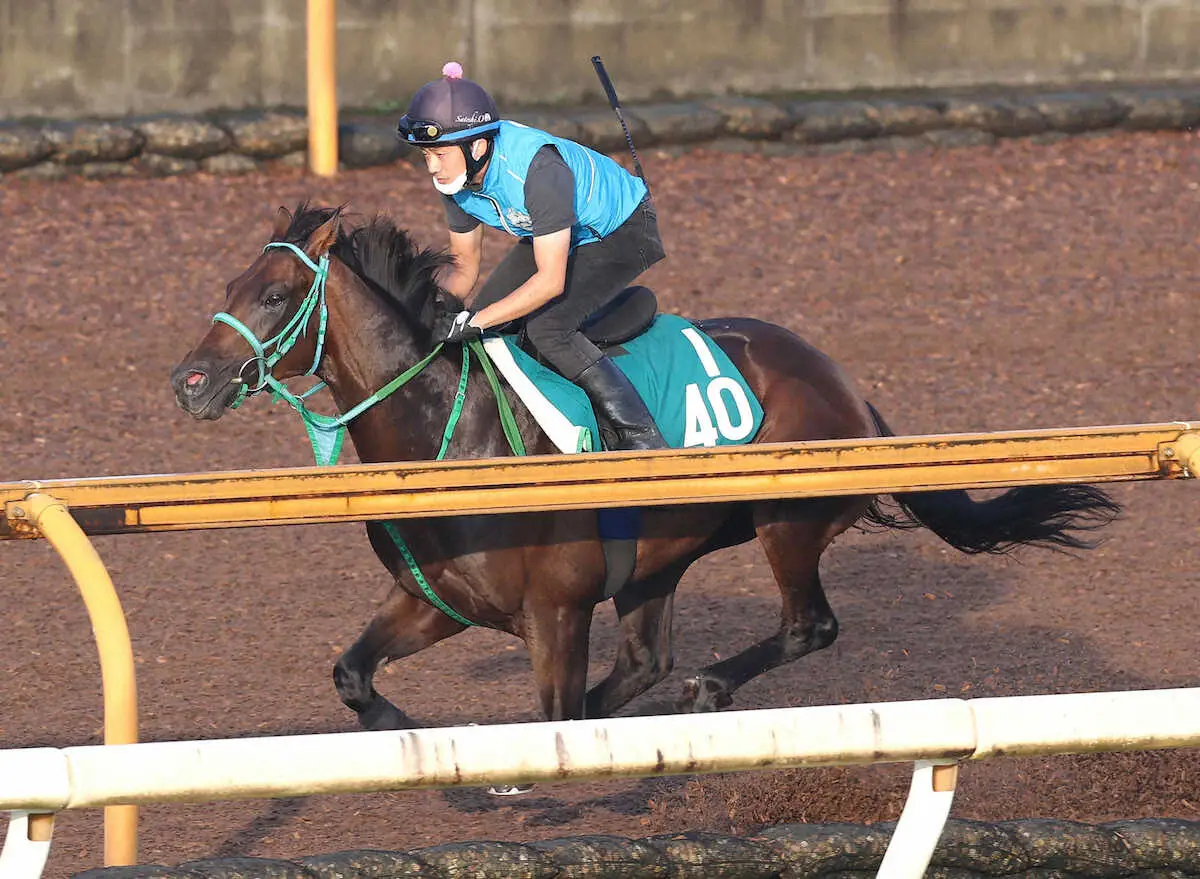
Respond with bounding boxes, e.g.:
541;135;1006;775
5;687;1200;878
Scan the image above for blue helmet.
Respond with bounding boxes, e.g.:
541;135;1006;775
397;62;501;146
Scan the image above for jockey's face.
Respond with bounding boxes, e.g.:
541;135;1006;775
421;139;489;195
421;145;466;188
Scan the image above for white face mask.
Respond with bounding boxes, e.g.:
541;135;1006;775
432;172;468;196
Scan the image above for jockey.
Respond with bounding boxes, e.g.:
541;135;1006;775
397;62;667;452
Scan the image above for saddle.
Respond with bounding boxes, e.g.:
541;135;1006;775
580;285;658;348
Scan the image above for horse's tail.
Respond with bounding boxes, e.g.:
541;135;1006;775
859;403;1122;554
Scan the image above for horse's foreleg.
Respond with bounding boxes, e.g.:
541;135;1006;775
333;586;465;730
678;500;863;713
584;565;682;718
524;603;593;721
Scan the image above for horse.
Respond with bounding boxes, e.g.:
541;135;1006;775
170;202;1121;729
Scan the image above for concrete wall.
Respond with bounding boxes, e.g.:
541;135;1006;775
3;0;1200;120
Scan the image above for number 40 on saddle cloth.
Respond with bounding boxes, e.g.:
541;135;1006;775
482;313;765;454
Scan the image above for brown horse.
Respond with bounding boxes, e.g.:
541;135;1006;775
170;203;1120;729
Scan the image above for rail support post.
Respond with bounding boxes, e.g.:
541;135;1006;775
13;495;138;867
307;0;338;176
0;812;55;879
875;760;959;879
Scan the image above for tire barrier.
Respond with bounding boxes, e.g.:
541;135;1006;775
69;818;1200;878
1;85;1197;181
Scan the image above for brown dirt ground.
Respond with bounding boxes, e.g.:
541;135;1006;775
1;131;1198;878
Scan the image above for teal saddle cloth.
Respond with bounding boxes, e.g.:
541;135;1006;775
496;313;764;451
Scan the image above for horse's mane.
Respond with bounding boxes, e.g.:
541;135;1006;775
279;202;459;336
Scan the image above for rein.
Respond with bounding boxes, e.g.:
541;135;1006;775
213;240;527;626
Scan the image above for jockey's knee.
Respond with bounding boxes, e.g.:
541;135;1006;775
524;324;596;381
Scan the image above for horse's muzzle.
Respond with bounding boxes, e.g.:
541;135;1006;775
170;361;239;419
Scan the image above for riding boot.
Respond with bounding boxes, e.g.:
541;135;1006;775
574;356;667;451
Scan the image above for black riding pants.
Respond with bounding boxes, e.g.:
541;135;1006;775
472;196;665;381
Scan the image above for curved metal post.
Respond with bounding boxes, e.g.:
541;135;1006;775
15;494;138;866
1170;432;1200;477
0;812;54;879
876;760;958;879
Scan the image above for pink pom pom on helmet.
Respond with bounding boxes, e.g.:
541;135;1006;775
442;61;464;80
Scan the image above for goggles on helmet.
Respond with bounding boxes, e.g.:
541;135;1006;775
396;116;444;144
397;116;500;147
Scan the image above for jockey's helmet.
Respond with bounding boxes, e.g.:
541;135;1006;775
396;62;501;147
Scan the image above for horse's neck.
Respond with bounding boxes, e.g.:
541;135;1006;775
314;265;520;465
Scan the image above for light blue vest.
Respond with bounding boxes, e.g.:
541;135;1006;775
451;121;648;247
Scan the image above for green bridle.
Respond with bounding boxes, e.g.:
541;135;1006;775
213;241;332;409
212;240;526;627
212;241;445;464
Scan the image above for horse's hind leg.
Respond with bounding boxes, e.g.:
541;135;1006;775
677;497;865;713
584;564;683;719
333;586;465;730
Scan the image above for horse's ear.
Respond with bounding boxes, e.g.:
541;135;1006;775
271;206;292;240
305;212;342;260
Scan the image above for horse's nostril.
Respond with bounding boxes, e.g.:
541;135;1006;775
184;371;208;393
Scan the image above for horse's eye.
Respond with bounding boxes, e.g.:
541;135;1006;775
263;291;287;309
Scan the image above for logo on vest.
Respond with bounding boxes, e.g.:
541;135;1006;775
504;207;533;231
455;111;492;125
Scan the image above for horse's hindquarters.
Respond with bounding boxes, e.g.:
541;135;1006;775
696;317;878;445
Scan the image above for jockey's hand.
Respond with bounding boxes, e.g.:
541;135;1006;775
434;309;483;344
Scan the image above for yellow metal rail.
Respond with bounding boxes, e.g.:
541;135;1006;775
2;423;1197;539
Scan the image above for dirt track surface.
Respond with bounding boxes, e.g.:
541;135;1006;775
1;132;1199;877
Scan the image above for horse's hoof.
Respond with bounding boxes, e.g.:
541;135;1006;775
361;700;421;731
487;783;535;796
677;675;733;713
